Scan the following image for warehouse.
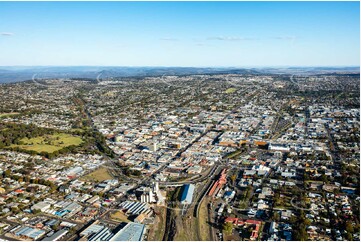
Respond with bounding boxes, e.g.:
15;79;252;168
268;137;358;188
42;229;68;241
110;222;145;241
180;184;195;205
13;226;46;240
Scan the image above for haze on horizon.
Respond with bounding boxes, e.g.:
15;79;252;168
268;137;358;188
0;1;359;67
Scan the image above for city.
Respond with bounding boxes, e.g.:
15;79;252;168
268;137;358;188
0;1;359;241
0;72;359;241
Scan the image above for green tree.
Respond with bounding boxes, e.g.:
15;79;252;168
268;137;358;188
223;222;233;235
4;169;11;178
345;221;354;234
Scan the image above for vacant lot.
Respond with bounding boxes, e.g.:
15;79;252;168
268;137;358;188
81;167;113;182
110;211;130;222
148;206;167;241
10;133;83;153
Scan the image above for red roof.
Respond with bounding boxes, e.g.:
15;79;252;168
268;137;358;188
246;219;261;225
225;217;238;224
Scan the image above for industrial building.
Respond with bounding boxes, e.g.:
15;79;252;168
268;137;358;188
119;201;153;217
88;227;113;241
12;226;46;240
79;221;145;241
42;229;68;241
180;184;195;204
110;222;145;241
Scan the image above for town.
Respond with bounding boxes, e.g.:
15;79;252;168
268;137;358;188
0;72;359;241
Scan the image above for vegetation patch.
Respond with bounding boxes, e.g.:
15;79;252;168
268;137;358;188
9;133;83;153
225;88;237;94
110;211;130;222
0;122;109;158
198;199;211;240
80;167;112;182
0;112;20;118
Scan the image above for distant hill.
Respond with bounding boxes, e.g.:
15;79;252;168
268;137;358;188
0;66;358;83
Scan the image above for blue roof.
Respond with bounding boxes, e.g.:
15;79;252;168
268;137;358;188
180;184;195;204
224;191;233;196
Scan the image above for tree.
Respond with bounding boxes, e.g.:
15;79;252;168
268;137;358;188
11;207;19;213
293;226;308;241
33;209;41;214
4;169;11;178
51;224;59;231
345;233;352;241
321;174;328;183
345;221;354;234
223;222;233;235
304;219;312;226
272;212;280;222
231;174;237;185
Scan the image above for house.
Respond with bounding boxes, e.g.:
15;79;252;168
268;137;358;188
232;218;262;240
281;210;293;220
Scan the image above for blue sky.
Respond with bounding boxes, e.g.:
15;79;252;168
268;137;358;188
0;1;359;67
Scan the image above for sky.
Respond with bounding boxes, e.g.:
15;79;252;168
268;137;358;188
0;1;359;67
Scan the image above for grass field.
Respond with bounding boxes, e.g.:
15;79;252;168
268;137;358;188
10;133;83;153
198;199;211;241
81;167;113;182
0;112;20;118
110;211;130;222
225;149;244;159
225;88;237;94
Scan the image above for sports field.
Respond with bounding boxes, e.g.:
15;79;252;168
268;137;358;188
225;88;237;94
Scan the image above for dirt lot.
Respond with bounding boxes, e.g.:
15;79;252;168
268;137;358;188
147;206;167;241
80;167;113;182
109;211;130;222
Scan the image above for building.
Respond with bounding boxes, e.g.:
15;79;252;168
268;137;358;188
119;201;153;216
149;142;157;152
269;143;290;152
140;188;156;203
187;165;202;174
110;222;145;241
208;169;227;196
80;221;104;237
224;218;261;240
13;226;46;240
42;229;68;241
31;202;51;212
180;184;195;205
88;227;113;241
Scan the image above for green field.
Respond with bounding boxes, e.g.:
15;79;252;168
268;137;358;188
10;133;83;153
225;88;237;94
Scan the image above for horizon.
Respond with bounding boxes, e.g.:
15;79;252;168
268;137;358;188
0;1;360;66
0;65;360;68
